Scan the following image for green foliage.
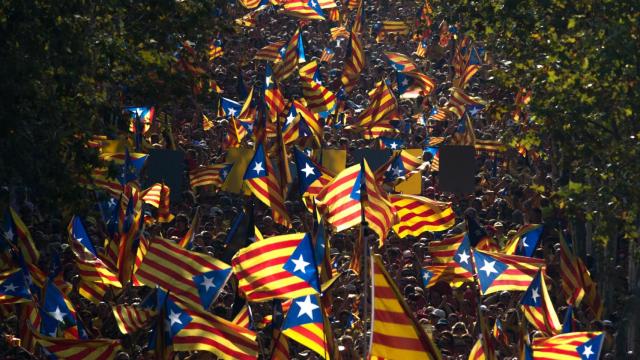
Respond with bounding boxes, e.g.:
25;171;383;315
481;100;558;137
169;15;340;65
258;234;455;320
0;0;227;213
441;0;640;241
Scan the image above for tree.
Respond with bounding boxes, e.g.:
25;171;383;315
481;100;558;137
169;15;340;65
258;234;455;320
0;0;228;213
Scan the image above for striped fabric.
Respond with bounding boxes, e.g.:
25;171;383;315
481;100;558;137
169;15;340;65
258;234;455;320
315;164;361;233
243;143;291;227
167;294;260;360
384;51;417;72
78;280;108;304
374;149;424;181
208;39;224;61
351;0;365;34
231;233;319;301
531;331;604;360
238;0;262;9
232;304;251;328
390;194;456;237
475;139;507;154
399;71;436;99
224;117;249;148
376;21;410;42
559;234;603;319
447;87;485;119
340;31;364;93
282;294;328;357
140;183;168;208
5;208;40;266
363;160;397;243
473;250;546;295
426;234;473;286
34;334;122;360
75;258;122;288
299;61;337;113
330;27;349;39
202;113;214;130
281;0;325;20
354;81;397;129
451;113;476;146
319;47;334;63
271;329;291;359
189;164;232;188
112;305;155;334
415;38;428;57
273;30;301;81
521;269;562;335
370;255;441;360
454;64;480;88
0;269;31;304
18;301;41;354
136;237;231;310
255;41;287;62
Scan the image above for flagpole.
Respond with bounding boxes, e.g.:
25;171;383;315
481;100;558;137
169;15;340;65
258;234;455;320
359;159;370;360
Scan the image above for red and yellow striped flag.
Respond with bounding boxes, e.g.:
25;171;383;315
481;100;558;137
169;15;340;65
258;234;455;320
112;304;155;334
34;334;122;360
255;41;287;62
340;31;364;93
273;29;301;81
390;194;455;237
370;255;441;359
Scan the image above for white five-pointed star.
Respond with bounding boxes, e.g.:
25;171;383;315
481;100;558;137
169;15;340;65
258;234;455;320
301;163;315;178
530;287;540;303
265;75;272;87
309;0;317;7
422;272;431;282
168;310;183;326
221;170;228;178
389;141;398;149
392;166;404;177
49;306;66;322
291;254;310;273
247;123;254;131
480;259;498;277
253;161;264;174
201;276;216;292
457;250;470;264
401;78;409;86
228;108;237;116
3;283;18;292
296;295;319;320
582;345;594;358
286;113;296;125
521;236;529;247
4;228;13;240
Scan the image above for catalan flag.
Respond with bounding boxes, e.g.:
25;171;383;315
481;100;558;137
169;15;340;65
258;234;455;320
426;234;473;285
40;281;81;338
243;143;291;227
384;51;417;72
521;269;562;335
453;63;480;89
281;0;325;20
352;80;397;129
475;139;507;154
202;113;214;130
2;207;39;266
208;35;224;61
112;304;155;334
370;255;441;359
140;182;170;209
34;334;122;360
238;0;263;9
531;331;604;360
397;71;436;99
390;194;455;237
272;329;291;359
415;37;428;57
264;64;286;118
67;216;98;259
319;47;334;63
379;137;404;150
340;31;364;93
0;268;31;304
559;233;603;319
375;21;410;42
376;149;424;183
231;233;320;301
282;294;328;357
136;237;231;310
255;41;287;62
273;29;301;81
299;61;337;113
125;106;155;135
232;304;252;329
473;250;545;295
220;97;243;118
503;224;544;257
447;86;485;119
224;117;249;148
189;163;233;188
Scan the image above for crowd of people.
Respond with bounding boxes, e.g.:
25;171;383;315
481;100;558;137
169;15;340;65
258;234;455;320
0;0;631;359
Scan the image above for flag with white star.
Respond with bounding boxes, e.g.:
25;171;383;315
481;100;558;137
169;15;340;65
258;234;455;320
293;147;332;200
531;331;604;360
1;207;39;266
520;269;562;335
473;249;546;295
243;143;291;227
281;294;328;358
231;232;320;301
68;215;98;258
0;268;31;304
135;237;232;311
504;224;544;258
220;97;243;118
379;137;405;150
40;281;83;339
